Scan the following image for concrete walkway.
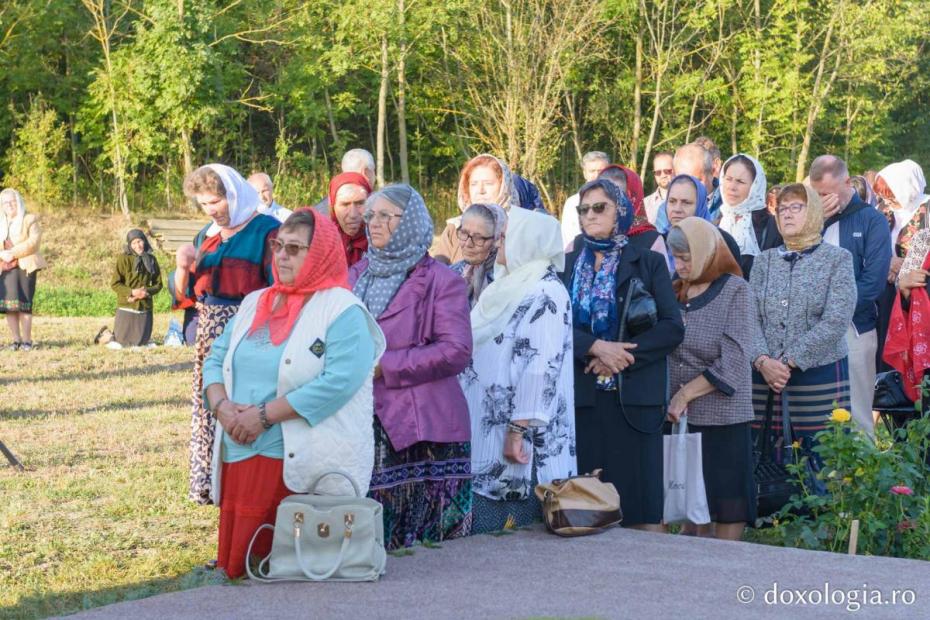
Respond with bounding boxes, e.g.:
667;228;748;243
72;526;928;619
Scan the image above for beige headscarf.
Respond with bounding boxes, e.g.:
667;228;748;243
670;217;743;302
777;183;823;252
0;188;27;242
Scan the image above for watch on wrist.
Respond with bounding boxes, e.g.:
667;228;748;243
258;403;272;430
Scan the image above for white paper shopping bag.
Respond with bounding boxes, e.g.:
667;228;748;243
663;415;710;525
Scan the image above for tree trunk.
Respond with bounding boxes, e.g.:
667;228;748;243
640;63;663;177
180;127;193;181
324;88;339;144
796;15;840;182
631;27;643;171
376;35;389;188
564;90;583;164
396;0;409;183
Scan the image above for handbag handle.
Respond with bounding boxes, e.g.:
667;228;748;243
294;517;353;581
308;469;361;497
672;414;688;435
245;523;277;582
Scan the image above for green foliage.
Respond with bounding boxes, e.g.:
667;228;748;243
2;98;73;207
35;286;171;317
772;400;930;559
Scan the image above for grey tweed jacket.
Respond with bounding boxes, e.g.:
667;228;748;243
748;243;856;371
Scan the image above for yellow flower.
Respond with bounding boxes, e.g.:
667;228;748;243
843;477;852;484
831;408;852;423
791;440;801;450
855;467;865;477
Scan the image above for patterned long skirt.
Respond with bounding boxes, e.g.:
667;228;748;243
751;358;850;467
368;418;472;550
189;303;239;505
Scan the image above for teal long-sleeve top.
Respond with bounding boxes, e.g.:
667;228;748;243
203;305;376;463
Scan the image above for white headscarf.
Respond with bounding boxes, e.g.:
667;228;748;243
877;160;930;244
718;154;767;257
0;188;27;242
203;163;263;238
470;206;564;344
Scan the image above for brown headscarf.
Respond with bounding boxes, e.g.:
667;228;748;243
670;217;742;302
777;183;823;252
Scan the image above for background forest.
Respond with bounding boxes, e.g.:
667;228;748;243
0;0;927;220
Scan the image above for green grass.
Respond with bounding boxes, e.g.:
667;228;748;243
0;315;221;619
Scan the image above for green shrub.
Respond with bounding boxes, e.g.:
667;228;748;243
35;286;171;317
3;97;74;208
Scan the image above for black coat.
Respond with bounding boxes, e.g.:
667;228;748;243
561;243;685;418
738;210;783;278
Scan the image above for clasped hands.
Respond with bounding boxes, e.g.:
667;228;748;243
585;339;637;376
127;287;148;302
215;399;265;445
758;356;792;393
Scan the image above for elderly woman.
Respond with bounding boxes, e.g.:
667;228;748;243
596;164;669;263
561;178;684;530
431;154;520;265
185;163;281;505
0;188;46;351
666;217;755;539
110;229;163;348
203;209;383;579
657;175;742;272
874;160;930;368
450;203;507;306
718;154;781;278
350;184;474;549
749;184;856;458
329;172;372;266
462;207;576;533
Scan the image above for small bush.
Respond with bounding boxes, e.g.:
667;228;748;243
3;97;74;208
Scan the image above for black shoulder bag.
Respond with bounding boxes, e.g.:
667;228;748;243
615;277;661;434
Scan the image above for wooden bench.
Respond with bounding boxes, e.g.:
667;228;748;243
147;218;208;253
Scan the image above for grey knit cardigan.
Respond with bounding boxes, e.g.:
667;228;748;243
748;243;856;371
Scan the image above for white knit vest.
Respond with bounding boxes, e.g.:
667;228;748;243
210;287;385;504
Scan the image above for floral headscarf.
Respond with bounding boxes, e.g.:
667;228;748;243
718;154;768;257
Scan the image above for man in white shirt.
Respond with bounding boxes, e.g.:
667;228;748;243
643;152;674;225
247;172;292;223
560;151;609;249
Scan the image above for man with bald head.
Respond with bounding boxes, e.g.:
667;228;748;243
247;172;292;223
809;154;891;438
674;142;722;222
313;148;377;214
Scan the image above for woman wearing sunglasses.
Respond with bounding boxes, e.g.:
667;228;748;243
350;184;474;549
748;184;855;461
561;178;684;531
450;203;507;307
202;209;383;579
183;163;281;506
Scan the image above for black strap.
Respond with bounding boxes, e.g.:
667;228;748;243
757;389;775;461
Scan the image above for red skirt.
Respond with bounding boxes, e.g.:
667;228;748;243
217;455;292;579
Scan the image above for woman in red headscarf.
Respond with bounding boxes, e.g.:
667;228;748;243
597;164;670;266
201;209;385;579
329;172;373;266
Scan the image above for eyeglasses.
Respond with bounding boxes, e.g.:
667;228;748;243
269;239;310;256
456;228;494;247
576;202;613;216
362;210;403;224
653;168;674;176
776;202;807;215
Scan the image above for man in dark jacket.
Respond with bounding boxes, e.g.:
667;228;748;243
810;155;893;439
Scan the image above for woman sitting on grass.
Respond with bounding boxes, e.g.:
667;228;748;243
109;229;163;349
202;209;383;579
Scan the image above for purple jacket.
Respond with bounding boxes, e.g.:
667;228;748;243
349;255;473;451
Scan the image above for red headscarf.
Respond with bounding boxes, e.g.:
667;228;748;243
883;251;930;401
328;172;372;267
600;164;654;237
249;209;351;345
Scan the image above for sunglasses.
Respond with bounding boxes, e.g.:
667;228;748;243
576;202;613;216
269;239;310;256
653;168;674;176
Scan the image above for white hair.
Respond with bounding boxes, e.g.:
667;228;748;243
247;172;273;189
581;151;610;167
342;149;375;174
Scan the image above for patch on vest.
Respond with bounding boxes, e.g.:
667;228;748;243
309;338;325;358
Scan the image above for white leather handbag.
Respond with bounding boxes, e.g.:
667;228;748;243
246;470;387;582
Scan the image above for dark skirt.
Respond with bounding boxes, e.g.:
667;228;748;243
472;471;541;535
576;390;663;526
688;421;757;524
114;307;153;346
368;418;472;549
217;455;291;580
751;358;850;465
182;306;198;345
875;282;897;371
0;268;37;313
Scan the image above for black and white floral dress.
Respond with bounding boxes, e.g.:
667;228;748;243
459;268;576;532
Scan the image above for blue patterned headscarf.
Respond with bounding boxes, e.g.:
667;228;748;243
513;174;547;212
570;179;633;372
353;184;435;318
654;174;711;233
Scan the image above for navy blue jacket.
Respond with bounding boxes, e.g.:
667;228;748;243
825;195;892;334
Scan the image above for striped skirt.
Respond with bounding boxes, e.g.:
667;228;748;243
751;358;850;458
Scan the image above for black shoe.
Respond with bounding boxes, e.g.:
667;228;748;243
8;341;20;351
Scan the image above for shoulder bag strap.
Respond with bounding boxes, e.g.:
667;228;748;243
757;388;775;461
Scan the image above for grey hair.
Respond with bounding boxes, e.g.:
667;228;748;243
693;136;721;162
581;151;610;167
462;203;505;238
809;155;849;182
675;143;713;177
247;171;273;188
597;167;628;194
667;226;691;255
366;183;413;211
342;148;375;174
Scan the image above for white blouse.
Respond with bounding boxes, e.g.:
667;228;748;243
459;269;577;501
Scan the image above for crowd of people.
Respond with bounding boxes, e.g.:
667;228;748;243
2;137;929;581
